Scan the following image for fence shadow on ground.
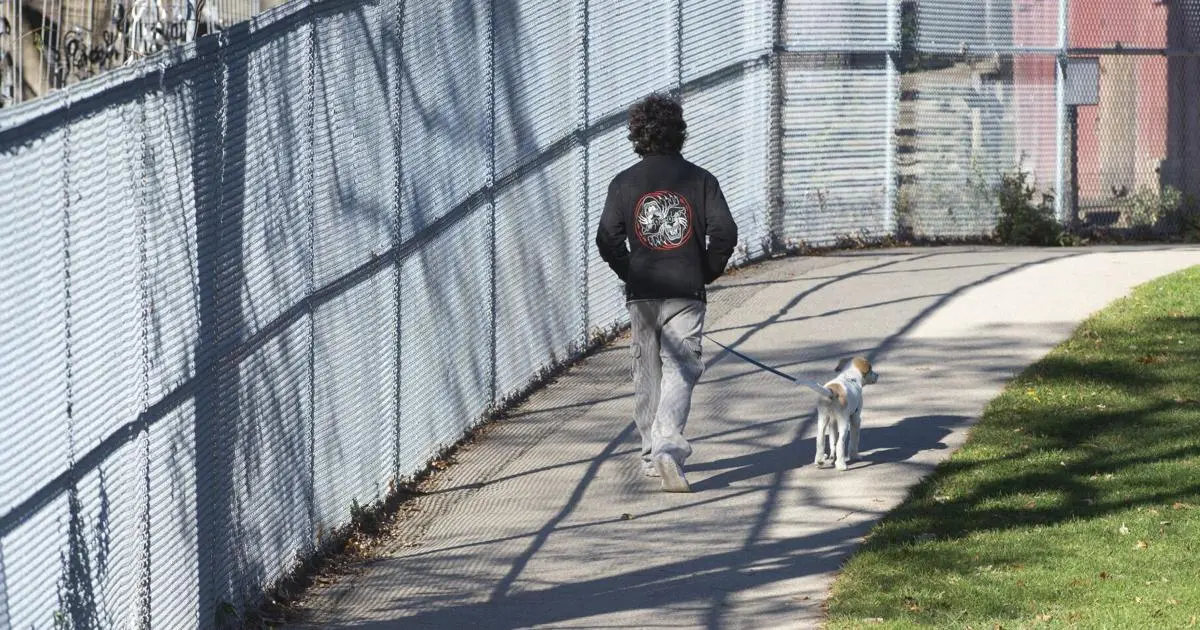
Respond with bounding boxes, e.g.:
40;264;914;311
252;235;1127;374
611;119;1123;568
294;249;1110;629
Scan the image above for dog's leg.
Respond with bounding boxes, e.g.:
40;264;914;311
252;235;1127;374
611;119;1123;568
849;410;862;461
828;423;840;467
814;412;828;467
835;416;849;471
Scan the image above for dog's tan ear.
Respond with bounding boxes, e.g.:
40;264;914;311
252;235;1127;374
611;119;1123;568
834;358;852;373
828;383;848;407
851;357;873;375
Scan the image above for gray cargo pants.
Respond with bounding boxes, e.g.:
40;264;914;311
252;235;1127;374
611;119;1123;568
628;298;706;469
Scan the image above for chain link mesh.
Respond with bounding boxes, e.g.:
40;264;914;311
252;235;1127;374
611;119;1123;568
781;54;896;246
898;54;1061;238
785;0;894;52
917;0;1062;53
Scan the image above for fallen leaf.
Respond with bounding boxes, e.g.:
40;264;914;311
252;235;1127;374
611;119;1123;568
862;618;884;624
1024;501;1037;509
1136;597;1144;603
1099;571;1111;580
1186;615;1196;627
1136;540;1150;550
1169;599;1180;605
1119;524;1130;535
1173;502;1190;510
1036;613;1052;622
1148;508;1160;515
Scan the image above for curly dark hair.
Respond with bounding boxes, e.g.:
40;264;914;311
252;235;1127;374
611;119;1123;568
627;94;687;156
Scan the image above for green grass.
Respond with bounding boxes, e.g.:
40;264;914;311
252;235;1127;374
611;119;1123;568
826;266;1200;630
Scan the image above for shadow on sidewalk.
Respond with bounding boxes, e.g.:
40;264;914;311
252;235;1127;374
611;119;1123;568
296;248;1113;629
689;414;966;492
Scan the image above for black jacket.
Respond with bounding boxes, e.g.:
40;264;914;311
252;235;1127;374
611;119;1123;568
595;153;738;302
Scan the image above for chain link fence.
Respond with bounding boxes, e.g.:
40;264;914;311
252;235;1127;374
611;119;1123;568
0;0;776;626
1;0;1197;627
905;0;1200;239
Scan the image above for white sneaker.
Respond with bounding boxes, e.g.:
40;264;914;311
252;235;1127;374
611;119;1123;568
653;454;691;493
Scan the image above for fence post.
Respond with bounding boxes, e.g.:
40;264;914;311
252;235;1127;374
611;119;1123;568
306;0;320;533
768;0;786;251
675;0;684;90
1054;0;1068;222
486;0;497;406
885;0;898;236
579;0;590;347
391;0;405;482
1069;104;1079;230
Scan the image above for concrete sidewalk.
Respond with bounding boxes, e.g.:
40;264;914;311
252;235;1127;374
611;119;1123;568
291;245;1200;630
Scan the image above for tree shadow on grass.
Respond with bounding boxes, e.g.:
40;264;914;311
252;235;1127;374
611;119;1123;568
857;338;1200;550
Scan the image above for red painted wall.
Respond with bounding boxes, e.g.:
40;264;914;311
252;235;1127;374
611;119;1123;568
1066;0;1169;203
1005;0;1169;204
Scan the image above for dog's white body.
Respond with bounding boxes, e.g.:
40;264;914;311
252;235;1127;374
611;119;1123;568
814;357;878;471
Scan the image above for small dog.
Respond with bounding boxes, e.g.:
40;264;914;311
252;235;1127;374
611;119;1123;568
814;357;879;471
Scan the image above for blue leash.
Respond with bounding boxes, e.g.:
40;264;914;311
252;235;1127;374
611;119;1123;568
704;334;834;399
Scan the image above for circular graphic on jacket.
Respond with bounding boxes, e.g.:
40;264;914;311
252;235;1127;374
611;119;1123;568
634;191;694;251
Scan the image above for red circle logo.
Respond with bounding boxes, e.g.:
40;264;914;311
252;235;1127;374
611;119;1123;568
634;191;693;251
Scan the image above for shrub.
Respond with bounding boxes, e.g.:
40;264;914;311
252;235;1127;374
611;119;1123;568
995;168;1063;246
1119;184;1182;230
1160;190;1200;242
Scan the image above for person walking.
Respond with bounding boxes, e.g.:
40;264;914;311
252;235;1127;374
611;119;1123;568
595;94;739;492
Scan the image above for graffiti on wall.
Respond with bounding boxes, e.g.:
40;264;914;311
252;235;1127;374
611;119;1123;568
0;0;259;107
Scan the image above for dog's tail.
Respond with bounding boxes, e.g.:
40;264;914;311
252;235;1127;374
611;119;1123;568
796;379;836;400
